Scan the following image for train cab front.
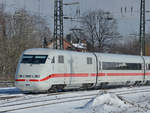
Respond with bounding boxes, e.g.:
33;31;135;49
15;49;52;92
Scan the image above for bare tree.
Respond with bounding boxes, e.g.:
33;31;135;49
107;33;141;55
0;3;7;40
0;8;52;81
81;9;121;52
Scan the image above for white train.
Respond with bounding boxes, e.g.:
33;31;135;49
15;48;150;92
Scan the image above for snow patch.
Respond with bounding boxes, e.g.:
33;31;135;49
80;91;131;113
72;43;86;49
92;93;127;107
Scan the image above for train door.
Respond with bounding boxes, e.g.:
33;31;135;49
97;55;106;84
50;56;55;73
144;57;150;82
98;57;102;80
141;56;146;82
93;53;100;87
52;55;66;85
145;63;148;81
56;54;73;86
61;54;68;84
66;54;73;85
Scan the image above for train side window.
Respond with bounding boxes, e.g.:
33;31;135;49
148;64;150;70
58;55;64;63
103;62;118;70
126;63;141;70
87;57;92;64
103;62;142;70
99;62;101;70
51;57;55;63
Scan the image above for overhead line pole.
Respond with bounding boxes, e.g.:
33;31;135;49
54;0;64;49
140;0;145;56
53;1;80;50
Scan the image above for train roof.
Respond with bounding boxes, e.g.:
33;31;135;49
23;48;143;57
23;48;93;56
143;56;150;63
95;52;143;63
23;48;147;63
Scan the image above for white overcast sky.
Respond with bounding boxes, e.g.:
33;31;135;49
1;0;150;36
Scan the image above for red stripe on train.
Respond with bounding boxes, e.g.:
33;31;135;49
16;73;150;82
107;73;145;76
16;79;25;81
30;74;89;82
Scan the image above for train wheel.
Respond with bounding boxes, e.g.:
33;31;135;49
47;85;66;93
47;85;57;93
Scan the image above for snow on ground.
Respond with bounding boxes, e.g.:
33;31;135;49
0;87;150;113
79;92;131;113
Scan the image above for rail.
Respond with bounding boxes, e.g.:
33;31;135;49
1;86;150;112
0;81;14;87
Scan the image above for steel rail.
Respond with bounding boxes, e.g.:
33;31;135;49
1;86;150;112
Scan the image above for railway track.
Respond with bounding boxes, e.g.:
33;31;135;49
0;92;65;106
0;86;148;105
0;82;14;87
0;92;99;107
109;86;150;95
0;90;96;106
0;95;23;100
0;93;96;113
1;86;150;112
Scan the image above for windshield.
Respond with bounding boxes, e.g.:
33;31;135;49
21;54;48;64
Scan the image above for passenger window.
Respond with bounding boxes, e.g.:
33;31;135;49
103;62;141;70
148;64;150;70
87;57;92;64
51;57;55;63
99;62;101;70
58;55;64;63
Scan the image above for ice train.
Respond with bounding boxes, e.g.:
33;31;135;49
15;48;150;92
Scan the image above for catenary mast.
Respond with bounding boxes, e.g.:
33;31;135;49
54;0;64;49
140;0;145;56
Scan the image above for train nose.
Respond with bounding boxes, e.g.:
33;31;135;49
15;78;51;92
15;81;36;92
